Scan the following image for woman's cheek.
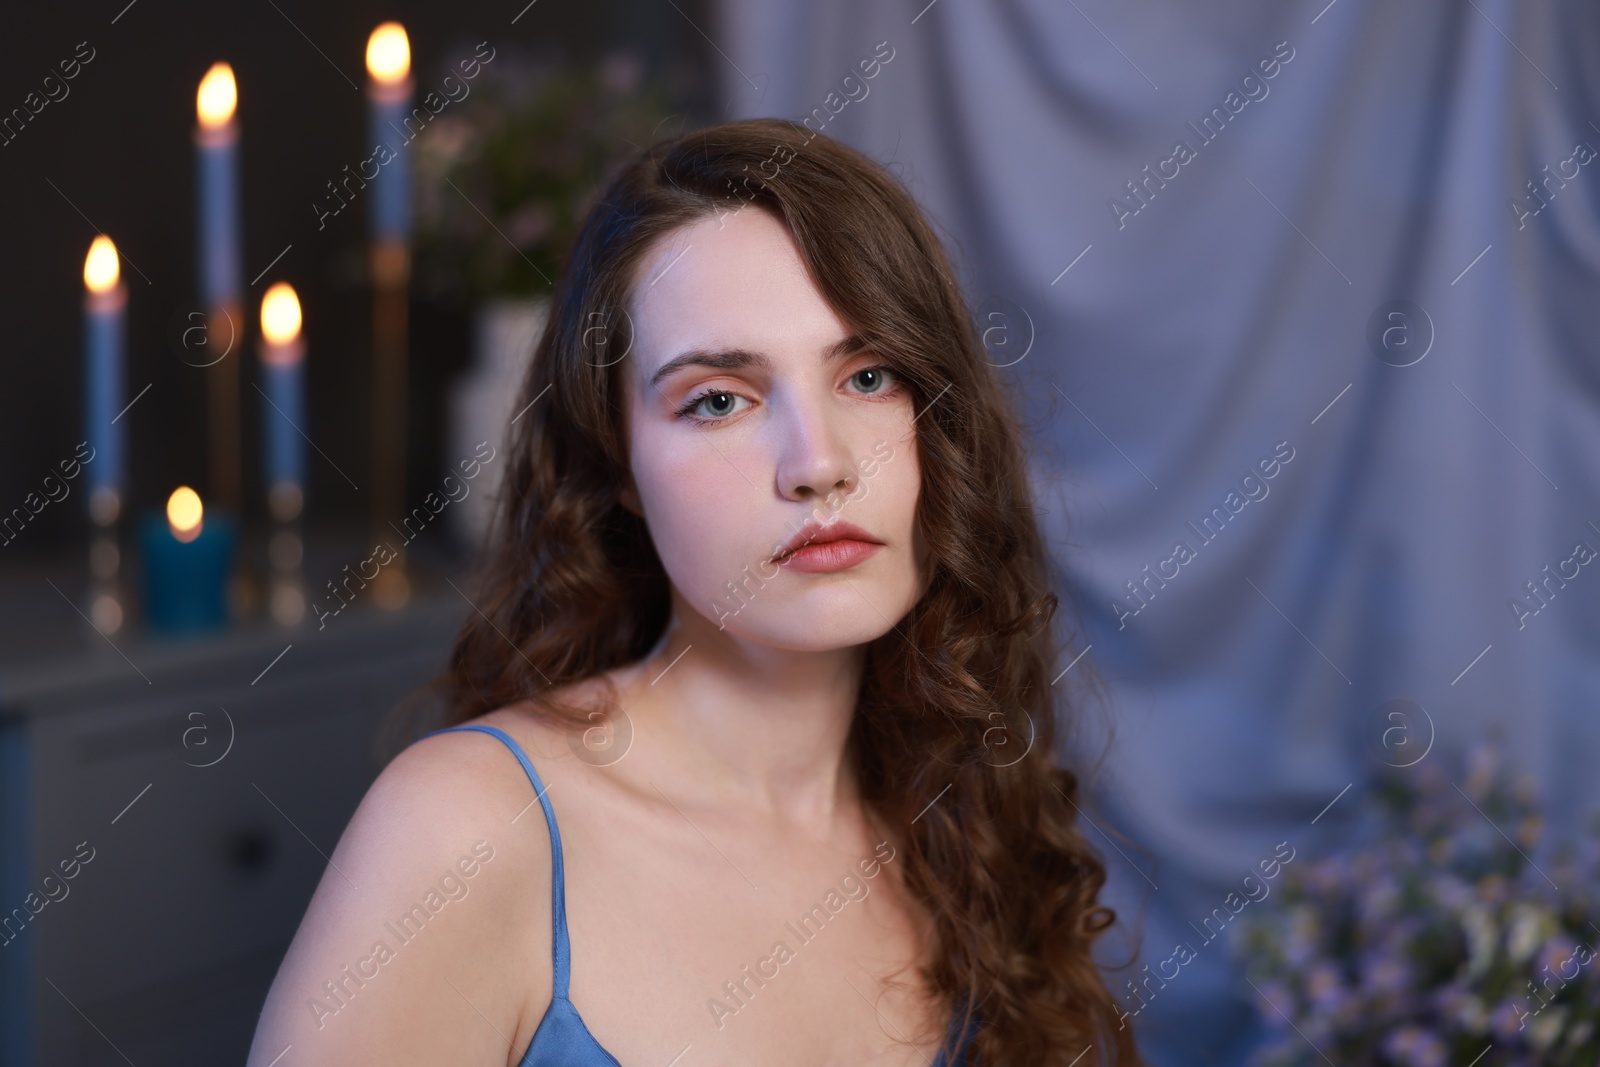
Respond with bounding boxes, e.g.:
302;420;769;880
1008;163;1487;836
647;485;738;595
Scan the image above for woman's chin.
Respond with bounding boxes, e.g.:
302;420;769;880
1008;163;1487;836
711;606;897;653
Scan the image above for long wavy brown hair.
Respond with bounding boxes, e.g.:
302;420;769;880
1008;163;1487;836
404;116;1139;1066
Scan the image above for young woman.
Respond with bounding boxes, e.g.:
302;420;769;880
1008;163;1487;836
250;117;1139;1067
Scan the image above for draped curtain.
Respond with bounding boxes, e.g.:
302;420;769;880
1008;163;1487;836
714;1;1600;1061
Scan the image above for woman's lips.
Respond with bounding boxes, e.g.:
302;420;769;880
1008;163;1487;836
775;538;884;573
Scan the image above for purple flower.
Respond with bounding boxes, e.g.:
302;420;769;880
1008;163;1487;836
1363;954;1410;996
1302;858;1344;896
1427;872;1473;911
1536;932;1580;979
1252;981;1296;1029
1305;962;1344;1012
1381;1025;1447;1067
1476;872;1510;905
1490;999;1533;1043
1359;874;1402;924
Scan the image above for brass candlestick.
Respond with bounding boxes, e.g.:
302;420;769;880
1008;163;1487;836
371;239;410;609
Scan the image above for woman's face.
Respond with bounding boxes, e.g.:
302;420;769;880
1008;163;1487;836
619;206;927;652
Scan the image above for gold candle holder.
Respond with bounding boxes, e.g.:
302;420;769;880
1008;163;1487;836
370;239;410;610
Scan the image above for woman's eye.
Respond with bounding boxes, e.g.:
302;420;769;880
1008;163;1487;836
676;390;749;423
851;366;896;395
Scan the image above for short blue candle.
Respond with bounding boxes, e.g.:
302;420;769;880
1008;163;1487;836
258;283;307;499
83;239;125;509
140;504;236;634
261;347;306;492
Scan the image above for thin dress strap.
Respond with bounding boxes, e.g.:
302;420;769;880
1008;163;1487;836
420;724;572;999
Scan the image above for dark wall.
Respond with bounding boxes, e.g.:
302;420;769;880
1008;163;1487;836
0;0;712;559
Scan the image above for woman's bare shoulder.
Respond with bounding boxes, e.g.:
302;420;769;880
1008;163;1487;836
474;680;630;764
247;704;565;1065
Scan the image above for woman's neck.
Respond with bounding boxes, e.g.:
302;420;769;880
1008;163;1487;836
610;601;868;829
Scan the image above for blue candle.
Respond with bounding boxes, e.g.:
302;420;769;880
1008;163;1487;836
140;487;236;634
195;63;241;313
258;282;307;503
366;23;413;242
83;236;125;521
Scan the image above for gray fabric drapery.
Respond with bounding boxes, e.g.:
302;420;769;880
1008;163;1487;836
715;1;1600;1061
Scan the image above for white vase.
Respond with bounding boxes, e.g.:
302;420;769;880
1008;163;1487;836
448;295;550;552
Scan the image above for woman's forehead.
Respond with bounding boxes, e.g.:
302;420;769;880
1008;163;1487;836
628;210;850;381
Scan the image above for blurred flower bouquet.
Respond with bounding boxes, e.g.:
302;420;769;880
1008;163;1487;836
1237;744;1600;1067
413;44;684;305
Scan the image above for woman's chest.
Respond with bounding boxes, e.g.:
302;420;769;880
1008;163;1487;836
522;789;952;1066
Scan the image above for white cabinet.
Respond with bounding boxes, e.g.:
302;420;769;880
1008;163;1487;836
0;597;463;1066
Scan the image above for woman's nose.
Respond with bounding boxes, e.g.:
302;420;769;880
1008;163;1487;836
774;396;859;503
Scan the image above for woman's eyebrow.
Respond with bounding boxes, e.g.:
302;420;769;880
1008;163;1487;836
647;334;867;390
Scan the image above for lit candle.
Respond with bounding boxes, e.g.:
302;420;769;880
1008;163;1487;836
196;62;245;515
83;235;126;633
259;282;307;515
195;62;242;311
365;23;412;242
261;283;307;627
140;486;237;634
366;21;413;610
168;486;204;542
83;235;125;527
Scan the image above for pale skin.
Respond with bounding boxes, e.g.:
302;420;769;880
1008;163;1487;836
248;205;948;1066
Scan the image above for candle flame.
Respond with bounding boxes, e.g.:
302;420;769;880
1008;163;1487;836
167;486;204;542
84;236;119;293
196;62;237;129
366;23;410;84
261;282;302;345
